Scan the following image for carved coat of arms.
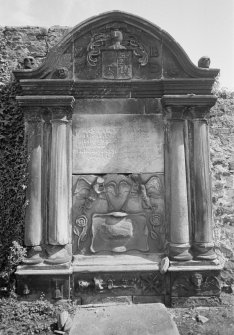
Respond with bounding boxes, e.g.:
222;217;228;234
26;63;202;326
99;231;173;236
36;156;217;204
102;50;132;80
86;28;148;80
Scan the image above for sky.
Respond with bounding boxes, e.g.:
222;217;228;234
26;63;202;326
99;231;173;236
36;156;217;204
0;0;233;90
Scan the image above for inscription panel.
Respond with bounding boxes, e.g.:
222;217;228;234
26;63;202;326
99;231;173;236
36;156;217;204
72;114;164;174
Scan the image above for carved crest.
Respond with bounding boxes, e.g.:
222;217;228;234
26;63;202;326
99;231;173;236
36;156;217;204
86;28;149;76
102;50;132;79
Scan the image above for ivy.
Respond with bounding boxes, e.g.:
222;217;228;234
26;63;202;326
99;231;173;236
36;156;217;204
0;81;27;274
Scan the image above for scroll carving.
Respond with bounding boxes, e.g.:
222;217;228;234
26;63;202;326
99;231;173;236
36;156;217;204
87;33;109;66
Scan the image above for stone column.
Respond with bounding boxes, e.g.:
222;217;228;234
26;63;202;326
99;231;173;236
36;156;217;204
21;108;43;264
17;96;74;265
191;107;216;260
162;99;192;261
162;95;217;262
45;103;74;264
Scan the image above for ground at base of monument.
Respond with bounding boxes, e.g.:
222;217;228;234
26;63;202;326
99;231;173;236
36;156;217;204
171;293;234;335
0;293;233;334
70;303;180;335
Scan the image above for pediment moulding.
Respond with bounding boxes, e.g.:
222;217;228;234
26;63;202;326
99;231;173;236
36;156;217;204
13;11;219;87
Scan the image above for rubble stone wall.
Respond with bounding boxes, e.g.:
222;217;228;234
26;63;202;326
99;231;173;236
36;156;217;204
0;26;233;290
0;26;69;85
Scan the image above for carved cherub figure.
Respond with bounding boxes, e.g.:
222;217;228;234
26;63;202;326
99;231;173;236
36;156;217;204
23;56;36;69
191;272;203;291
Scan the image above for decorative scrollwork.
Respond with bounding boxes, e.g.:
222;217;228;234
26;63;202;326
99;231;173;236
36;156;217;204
87;33;109;66
73;215;88;249
127;36;148;66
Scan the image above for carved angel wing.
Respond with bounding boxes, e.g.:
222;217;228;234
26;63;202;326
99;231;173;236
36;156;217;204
73;177;93;199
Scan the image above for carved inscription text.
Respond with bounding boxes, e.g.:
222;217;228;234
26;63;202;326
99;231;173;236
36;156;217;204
72;115;164;173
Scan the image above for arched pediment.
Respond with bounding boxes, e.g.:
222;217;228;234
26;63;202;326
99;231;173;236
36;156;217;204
14;11;219;81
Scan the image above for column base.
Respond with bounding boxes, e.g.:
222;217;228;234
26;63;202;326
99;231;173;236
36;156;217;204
44;245;71;265
22;246;43;265
192;243;217;260
169;243;193;261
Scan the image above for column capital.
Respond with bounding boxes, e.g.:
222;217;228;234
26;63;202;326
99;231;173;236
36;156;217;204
17;96;75;121
24;110;43;123
161;95;217;120
16;95;75;108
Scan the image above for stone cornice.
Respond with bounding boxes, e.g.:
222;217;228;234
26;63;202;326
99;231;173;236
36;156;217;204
18;78;215;98
16;95;75;108
161;95;217;108
162;95;217;119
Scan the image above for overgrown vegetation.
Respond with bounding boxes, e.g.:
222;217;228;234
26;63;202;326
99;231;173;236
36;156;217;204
0;297;76;334
0;82;27;285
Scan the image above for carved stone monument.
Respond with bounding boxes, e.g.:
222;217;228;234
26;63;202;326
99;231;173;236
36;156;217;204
14;11;222;306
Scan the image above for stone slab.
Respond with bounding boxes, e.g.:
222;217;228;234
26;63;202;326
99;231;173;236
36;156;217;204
72;114;164;174
72;253;162;272
168;260;222;272
16;263;72;275
69;303;180;335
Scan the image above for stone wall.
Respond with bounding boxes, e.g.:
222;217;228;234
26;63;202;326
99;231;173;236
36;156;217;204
0;26;234;290
0;26;69;85
210;95;234;290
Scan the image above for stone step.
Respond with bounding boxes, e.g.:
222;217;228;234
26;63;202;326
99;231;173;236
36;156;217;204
69;303;180;335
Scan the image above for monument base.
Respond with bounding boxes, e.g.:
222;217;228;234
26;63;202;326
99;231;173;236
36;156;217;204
15;264;72;300
15;258;222;307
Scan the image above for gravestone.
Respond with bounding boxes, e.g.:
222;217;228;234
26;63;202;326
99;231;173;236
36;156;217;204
14;11;222;306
